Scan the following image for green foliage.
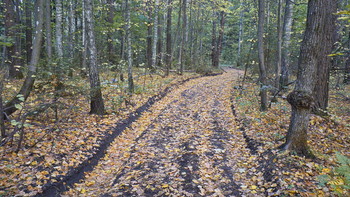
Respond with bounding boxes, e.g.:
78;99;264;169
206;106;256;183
317;152;350;195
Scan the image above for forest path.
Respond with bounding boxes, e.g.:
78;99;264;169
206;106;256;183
65;69;257;196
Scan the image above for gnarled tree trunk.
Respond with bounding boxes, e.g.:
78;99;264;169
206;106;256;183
281;0;336;157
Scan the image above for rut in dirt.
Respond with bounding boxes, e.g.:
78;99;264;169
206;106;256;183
65;69;253;196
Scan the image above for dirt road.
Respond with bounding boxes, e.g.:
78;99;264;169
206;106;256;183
64;69;260;197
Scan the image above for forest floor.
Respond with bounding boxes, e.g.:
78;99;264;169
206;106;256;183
1;69;350;196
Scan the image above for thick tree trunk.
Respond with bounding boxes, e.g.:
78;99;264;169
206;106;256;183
312;1;336;112
165;0;173;76
4;0;44;117
281;0;336;157
280;0;294;90
85;0;106;115
4;0;23;79
258;0;268;111
126;0;134;94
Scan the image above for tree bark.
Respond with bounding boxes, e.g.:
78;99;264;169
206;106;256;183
55;0;63;59
281;0;336;157
280;0;294;90
45;0;53;61
211;16;217;67
107;0;116;65
345;31;350;84
215;11;225;68
126;0;134;94
165;0;173;76
238;0;244;65
180;0;187;75
258;0;268;111
146;0;153;69
25;0;33;65
85;0;106;114
82;0;87;75
151;0;159;69
156;13;163;68
275;0;283;91
4;0;44;117
312;2;337;112
0;71;5;138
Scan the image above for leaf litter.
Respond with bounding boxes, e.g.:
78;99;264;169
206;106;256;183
1;69;349;196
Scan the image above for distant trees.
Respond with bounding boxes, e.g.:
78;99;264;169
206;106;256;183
4;0;44;117
4;0;23;79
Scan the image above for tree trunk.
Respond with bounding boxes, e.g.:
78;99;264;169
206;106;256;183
156;14;163;68
4;0;44;117
211;17;217;67
215;11;225;68
280;0;294;90
45;0;53;61
165;0;173;76
82;0;87;75
345;59;350;84
4;0;23;79
126;0;134;94
107;0;116;65
275;0;283;91
85;0;106;115
312;1;336;112
25;0;33;65
258;0;268;111
68;0;76;69
180;0;187;75
0;71;5;138
146;0;153;69
151;0;159;69
55;0;63;59
238;0;244;65
281;0;336;157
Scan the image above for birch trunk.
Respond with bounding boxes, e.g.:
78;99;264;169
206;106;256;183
126;0;134;94
151;0;160;69
280;0;294;89
55;0;63;59
85;0;106;114
165;0;173;76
